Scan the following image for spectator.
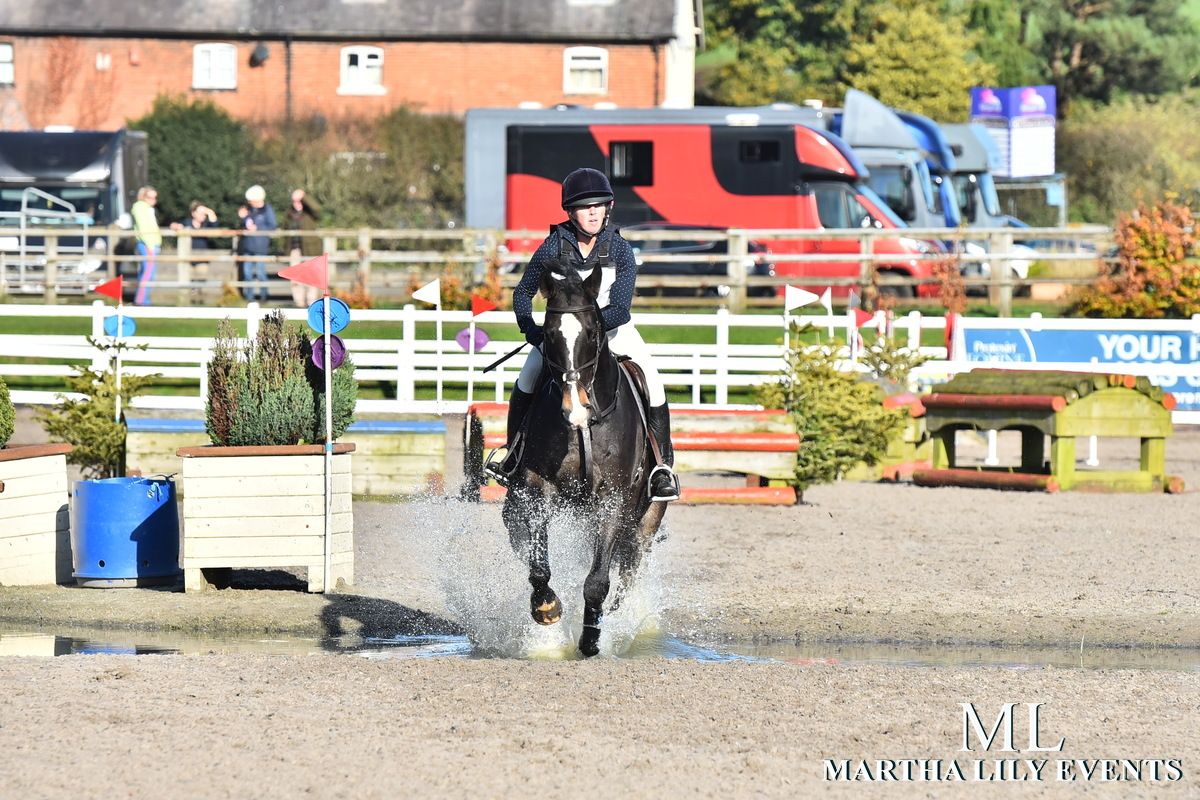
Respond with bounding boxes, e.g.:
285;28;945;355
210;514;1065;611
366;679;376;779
285;188;323;308
170;202;219;293
130;185;162;305
238;185;276;302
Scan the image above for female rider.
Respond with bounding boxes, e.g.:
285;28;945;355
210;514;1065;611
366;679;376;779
485;167;679;502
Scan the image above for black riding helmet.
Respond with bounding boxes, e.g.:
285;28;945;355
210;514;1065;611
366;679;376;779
561;168;614;209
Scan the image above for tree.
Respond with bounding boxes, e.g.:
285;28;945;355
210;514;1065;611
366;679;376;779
1058;94;1200;223
960;0;1046;87
757;324;906;502
701;0;862;106
1068;201;1200;318
842;0;997;120
702;0;997;115
1020;0;1200;115
127;96;253;226
35;339;157;478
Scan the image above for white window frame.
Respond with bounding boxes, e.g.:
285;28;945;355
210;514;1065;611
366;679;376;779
338;46;386;96
0;43;14;86
563;46;608;95
192;43;237;90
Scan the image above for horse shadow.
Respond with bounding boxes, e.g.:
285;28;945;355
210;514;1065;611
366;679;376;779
317;593;463;653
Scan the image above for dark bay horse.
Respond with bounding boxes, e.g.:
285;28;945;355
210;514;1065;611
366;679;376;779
502;255;667;657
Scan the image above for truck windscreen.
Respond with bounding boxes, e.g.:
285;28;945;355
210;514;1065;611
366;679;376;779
0;187;106;224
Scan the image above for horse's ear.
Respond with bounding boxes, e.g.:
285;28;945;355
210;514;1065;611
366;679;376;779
582;262;603;298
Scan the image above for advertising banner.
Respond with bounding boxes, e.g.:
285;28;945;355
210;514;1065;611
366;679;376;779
969;86;1057;178
951;317;1200;415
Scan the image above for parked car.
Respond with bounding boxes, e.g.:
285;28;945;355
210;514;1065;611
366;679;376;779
623;223;776;298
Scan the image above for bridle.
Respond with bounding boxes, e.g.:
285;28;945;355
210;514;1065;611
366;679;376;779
541;300;618;424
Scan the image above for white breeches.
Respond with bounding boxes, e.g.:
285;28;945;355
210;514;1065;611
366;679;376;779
517;324;667;406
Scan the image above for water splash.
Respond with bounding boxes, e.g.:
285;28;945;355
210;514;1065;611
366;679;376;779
390;495;673;659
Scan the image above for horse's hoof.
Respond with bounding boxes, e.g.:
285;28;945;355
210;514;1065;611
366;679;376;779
578;627;601;657
531;597;562;626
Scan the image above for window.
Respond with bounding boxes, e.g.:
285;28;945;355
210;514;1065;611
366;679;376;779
738;140;780;163
192;43;237;90
813;185;850;229
0;43;13;86
866;165;915;222
563;47;608;95
339;46;385;95
609;141;652;186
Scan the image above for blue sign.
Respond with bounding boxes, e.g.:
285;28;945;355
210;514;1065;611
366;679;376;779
956;323;1200;412
103;315;136;338
306;297;351;335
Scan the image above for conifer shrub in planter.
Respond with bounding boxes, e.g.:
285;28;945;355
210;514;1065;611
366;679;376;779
178;311;358;593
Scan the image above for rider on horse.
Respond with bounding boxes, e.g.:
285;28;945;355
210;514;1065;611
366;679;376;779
485;167;680;502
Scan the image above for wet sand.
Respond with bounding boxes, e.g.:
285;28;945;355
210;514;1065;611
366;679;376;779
0;418;1197;796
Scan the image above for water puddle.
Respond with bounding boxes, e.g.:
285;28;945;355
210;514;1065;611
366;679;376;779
1;626;1196;671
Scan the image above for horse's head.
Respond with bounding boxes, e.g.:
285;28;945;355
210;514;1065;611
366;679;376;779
539;254;607;429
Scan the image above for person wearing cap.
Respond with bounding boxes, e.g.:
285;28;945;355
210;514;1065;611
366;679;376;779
484;167;680;502
237;185;277;302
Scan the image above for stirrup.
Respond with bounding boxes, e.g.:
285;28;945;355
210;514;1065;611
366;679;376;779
483;432;524;488
648;464;680;503
483;447;515;487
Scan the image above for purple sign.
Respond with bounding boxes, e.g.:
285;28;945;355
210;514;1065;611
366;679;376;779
970;85;1057;119
311;335;346;370
456;327;490;352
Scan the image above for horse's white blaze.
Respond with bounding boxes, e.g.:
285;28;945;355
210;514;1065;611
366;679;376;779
559;314;591;427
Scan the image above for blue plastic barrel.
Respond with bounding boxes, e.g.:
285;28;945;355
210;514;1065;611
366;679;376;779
71;477;180;588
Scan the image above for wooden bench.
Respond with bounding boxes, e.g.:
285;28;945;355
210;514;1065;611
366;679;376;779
128;417;446;497
463;404;800;504
913;370;1182;493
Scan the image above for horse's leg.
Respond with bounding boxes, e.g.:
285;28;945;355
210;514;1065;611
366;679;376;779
503;485;561;626
578;508;627;657
610;501;666;612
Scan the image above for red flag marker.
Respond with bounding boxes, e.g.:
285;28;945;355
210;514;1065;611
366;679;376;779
93;276;123;301
852;308;874;328
471;294;498;317
279;253;328;290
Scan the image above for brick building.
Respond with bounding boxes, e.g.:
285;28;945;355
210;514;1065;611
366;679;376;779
0;0;700;130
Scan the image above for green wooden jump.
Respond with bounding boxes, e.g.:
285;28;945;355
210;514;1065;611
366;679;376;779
913;370;1180;493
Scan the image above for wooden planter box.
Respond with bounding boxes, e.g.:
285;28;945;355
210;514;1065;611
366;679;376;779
134;418;443;497
0;443;73;586
177;443;355;593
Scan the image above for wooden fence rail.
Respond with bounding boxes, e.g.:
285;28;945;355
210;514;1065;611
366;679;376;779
0;224;1114;316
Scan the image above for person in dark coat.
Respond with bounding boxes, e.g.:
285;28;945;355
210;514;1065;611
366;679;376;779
285;188;323;307
484;167;679;502
237;184;276;302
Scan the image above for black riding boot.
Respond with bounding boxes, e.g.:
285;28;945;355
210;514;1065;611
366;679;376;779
484;387;535;486
646;404;680;502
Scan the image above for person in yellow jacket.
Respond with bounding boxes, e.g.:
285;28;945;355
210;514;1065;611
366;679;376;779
130;185;162;305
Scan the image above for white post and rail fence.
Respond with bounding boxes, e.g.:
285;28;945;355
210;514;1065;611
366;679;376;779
2;303;1197;429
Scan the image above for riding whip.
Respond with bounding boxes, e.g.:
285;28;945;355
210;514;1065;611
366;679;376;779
483;342;528;373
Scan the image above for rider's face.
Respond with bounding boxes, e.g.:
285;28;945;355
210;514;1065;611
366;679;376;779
570;202;608;236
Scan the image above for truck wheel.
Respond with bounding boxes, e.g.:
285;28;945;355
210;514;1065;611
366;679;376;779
877;272;915;299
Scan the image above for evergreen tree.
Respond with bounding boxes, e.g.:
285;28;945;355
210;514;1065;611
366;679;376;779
127;96;253;225
960;0;1046;87
1019;0;1200;115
